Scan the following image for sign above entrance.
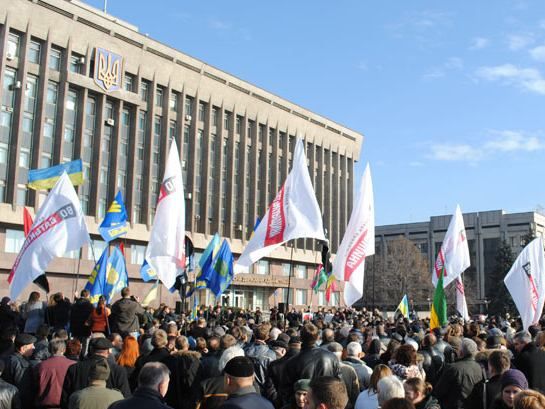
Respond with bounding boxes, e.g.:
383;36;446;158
93;48;122;92
233;274;289;287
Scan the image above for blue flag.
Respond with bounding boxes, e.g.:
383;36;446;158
99;191;128;242
85;247;109;304
140;259;157;282
200;239;234;298
103;246;128;303
28;159;83;190
195;233;221;289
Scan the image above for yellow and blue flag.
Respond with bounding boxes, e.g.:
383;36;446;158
397;294;410;318
103;246;128;303
99;191;128;242
85;247;109;304
140;259;157;282
28;159;83;190
199;239;234;298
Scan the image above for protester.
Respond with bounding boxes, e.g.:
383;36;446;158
307;376;349;409
389;344;425;381
87;296;110;335
377;376;406;407
68;359;124;409
355;364;393;409
35;339;76;408
116;335;140;388
512;331;545;393
0;360;21;409
282;379;310;409
326;342;359;408
490;369;529;409
343;341;373;391
403;378;440;409
434;338;485;409
22;292;45;335
109;288;144;338
466;350;511;409
108;362;171;409
1;333;36;408
382;398;417;409
48;293;71;331
513;390;545;409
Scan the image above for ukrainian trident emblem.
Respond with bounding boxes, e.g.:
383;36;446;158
93;48;122;92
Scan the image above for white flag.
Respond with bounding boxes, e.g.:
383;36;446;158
455;276;470;320
432;205;470;288
146;139;186;290
235;139;326;273
504;237;545;330
8;172;89;300
333;163;375;307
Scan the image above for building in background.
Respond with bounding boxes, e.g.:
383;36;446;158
369;209;545;311
0;0;363;309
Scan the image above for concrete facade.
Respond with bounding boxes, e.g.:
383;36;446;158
0;0;363;309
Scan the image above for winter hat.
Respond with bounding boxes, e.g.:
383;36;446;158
294;379;311;392
89;358;110;381
224;356;254;378
501;369;528;391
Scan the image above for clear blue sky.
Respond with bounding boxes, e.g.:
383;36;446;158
85;0;545;225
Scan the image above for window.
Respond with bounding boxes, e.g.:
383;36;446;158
6;33;20;59
212;107;219;127
236;116;242;134
130;245;146;265
87;240;107;260
69;53;83;74
19;149;30;168
257;260;269;275
28;40;41;64
329;292;340;306
5;230;25;253
49;47;62;71
296;289;307;305
169;92;178;111
63;89;78;145
317;290;326;306
224;111;231;130
16;185;26;206
140;80;150;101
155;86;163;107
0;144;8;164
169;120;177;140
41;154;51;168
124;73;134;92
185;96;193;117
296;264;307;279
97;198;107;220
198;102;206;122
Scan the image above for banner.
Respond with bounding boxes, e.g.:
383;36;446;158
146;139;186;289
85;247;109;304
504;237;545;330
103;246;128;303
235;139;326;273
8;172;89;300
397;294;409;318
28;159;83;190
433;205;470;288
455;276;470;320
333;163;375;306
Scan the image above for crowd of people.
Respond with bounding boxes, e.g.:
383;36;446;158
1;286;545;409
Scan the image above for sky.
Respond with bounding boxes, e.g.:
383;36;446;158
84;0;545;225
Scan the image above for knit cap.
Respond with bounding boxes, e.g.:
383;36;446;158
501;369;528;391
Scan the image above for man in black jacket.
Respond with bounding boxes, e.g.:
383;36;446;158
0;360;21;409
70;290;94;357
435;338;485;409
513;330;545;393
466;350;510;409
1;334;34;408
110;288;144;337
281;323;340;404
61;338;130;408
109;362;172;409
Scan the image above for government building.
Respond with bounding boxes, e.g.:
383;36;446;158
0;0;363;309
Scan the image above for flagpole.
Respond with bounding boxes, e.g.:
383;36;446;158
285;244;295;309
74;247;83;295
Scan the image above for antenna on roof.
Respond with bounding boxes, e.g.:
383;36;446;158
103;0;108;13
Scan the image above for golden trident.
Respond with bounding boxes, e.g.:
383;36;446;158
97;51;120;91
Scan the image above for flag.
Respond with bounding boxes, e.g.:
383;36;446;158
103;246;128;303
325;273;337;303
433;205;470;288
23;208;33;236
397;294;410;318
8;172;89;300
235;139;326;273
85;247;109;304
250;217;261;240
311;264;328;293
430;268;448;330
99;191;128;242
189;294;198;321
22;208;50;293
142;280;160;307
333;163;375;306
455;276;470;321
146;139;186;290
200;239;234;298
140;260;157;282
504;237;545;330
28;159;83;190
195;234;221;288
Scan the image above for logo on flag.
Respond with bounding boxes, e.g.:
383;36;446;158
85;248;109;304
99;191;128;242
264;186;286;246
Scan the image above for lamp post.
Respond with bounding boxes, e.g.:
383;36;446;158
427;297;431;312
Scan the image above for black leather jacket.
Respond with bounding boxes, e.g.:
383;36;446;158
244;343;276;394
0;378;21;409
282;344;340;399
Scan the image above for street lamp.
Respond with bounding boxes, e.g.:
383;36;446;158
426;297;431;311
